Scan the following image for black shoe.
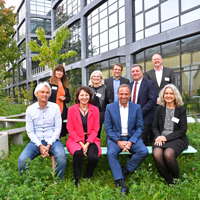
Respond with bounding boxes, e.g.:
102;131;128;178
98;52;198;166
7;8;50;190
75;178;80;188
115;179;120;188
118;178;129;195
122;166;129;178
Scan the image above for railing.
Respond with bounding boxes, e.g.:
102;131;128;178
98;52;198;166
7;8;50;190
31;65;51;75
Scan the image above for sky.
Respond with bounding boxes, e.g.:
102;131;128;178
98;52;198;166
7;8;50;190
5;0;22;12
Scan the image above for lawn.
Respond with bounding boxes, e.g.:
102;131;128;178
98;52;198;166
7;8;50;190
1;105;200;199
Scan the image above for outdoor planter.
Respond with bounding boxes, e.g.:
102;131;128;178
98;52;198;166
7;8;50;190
0;131;9;159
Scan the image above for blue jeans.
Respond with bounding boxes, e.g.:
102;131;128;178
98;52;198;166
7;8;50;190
18;140;66;179
107;137;148;180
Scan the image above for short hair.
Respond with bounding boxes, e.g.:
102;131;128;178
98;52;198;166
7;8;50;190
34;82;51;97
159;84;184;107
152;53;162;60
113;63;123;71
131;64;143;71
88;70;104;87
74;86;94;104
117;84;131;94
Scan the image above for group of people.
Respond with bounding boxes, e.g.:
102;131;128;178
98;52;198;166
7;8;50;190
18;53;189;194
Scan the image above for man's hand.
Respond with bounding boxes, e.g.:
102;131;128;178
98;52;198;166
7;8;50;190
39;144;51;157
117;140;126;150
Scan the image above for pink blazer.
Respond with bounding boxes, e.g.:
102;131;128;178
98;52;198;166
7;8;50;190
66;103;101;157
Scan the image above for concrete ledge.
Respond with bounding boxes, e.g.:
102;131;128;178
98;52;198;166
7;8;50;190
0;132;9;159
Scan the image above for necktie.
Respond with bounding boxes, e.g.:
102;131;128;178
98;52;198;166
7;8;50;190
132;82;138;103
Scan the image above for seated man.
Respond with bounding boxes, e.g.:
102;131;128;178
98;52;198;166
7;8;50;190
104;84;148;193
18;82;66;180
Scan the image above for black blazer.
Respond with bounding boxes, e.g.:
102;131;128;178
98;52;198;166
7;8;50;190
144;67;175;96
152;105;189;149
129;78;157;125
104;76;130;102
48;83;71;121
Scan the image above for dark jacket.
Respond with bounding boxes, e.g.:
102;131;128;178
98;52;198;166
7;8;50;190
152;105;189;149
104;76;130;102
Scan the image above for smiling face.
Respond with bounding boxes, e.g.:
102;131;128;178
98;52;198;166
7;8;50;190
118;86;131;107
55;69;64;80
78;89;90;106
112;65;122;79
131;66;143;82
36;86;50;104
91;72;102;85
152;54;163;69
164;87;175;104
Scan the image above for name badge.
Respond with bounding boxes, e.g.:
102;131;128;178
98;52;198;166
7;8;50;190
52;86;57;90
96;93;102;98
172;117;180;124
165;77;170;81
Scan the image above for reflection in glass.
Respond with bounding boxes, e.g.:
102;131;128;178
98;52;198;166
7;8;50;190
134;0;143;14
145;25;159;38
109;26;118;42
109;12;118;27
162;41;180;55
181;9;200;25
181;35;200;51
161;0;179;22
161;17;179;32
31;18;51;35
181;0;200;12
145;46;160;59
19;59;26;82
162;54;180;72
145;7;159;27
135;13;143;32
144;0;159;10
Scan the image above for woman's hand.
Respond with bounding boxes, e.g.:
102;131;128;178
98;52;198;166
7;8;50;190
79;141;90;156
154;136;167;146
58;96;66;101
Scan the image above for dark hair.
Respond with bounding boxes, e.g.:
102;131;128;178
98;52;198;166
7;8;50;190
49;64;69;88
113;63;123;71
131;64;143;71
74;86;94;104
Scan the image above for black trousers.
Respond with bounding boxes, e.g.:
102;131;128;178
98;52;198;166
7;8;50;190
141;124;153;146
73;143;99;179
97;122;103;139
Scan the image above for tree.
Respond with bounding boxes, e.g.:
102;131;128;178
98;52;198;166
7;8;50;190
27;25;77;70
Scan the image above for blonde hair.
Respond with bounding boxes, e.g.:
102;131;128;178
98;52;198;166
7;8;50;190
88;70;104;87
159;84;184;107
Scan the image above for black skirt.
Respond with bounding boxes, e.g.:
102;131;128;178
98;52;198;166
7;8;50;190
152;139;186;157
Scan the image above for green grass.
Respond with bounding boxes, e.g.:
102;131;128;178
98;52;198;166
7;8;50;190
1;105;200;199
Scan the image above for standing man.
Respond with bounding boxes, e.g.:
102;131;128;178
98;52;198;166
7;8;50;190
104;63;130;103
18;82;66;180
145;53;175;104
104;84;148;194
129;64;157;146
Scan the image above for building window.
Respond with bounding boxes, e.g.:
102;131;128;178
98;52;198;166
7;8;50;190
86;0;125;58
67;68;82;86
87;56;126;82
31;18;51;35
19;59;26;82
85;0;94;6
60;20;81;65
54;0;81;30
133;0;200;41
18;40;26;59
30;0;51;16
13;68;18;84
18;2;25;24
18;22;25;41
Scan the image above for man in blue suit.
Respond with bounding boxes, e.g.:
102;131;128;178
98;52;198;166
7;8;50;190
104;84;148;194
129;64;157;146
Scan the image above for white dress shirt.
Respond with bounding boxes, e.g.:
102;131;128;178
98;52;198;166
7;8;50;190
131;78;143;104
26;101;62;147
154;66;163;87
119;102;129;136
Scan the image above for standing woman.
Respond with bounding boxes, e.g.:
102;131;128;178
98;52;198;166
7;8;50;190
66;86;101;187
88;70;112;139
49;64;70;137
152;84;189;185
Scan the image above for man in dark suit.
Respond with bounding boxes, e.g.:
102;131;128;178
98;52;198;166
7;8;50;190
144;53;175;104
104;63;130;103
129;64;157;146
104;84;148;194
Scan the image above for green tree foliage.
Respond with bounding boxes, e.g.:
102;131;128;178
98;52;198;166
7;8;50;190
27;26;77;70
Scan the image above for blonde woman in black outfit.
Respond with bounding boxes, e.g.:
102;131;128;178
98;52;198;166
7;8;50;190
152;84;189;185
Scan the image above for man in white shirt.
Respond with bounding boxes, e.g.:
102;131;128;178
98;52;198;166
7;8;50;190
145;53;175;104
18;82;66;180
104;84;148;194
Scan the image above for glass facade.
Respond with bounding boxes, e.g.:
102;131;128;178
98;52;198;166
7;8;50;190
14;68;18;84
31;18;51;35
18;3;25;24
87;56;126;81
85;0;94;5
86;0;125;58
67;68;82;86
60;20;81;65
19;59;26;82
133;0;200;41
54;0;81;30
30;0;51;16
18;22;25;41
18;40;26;59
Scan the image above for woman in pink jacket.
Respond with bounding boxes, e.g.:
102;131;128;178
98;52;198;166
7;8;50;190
66;86;101;187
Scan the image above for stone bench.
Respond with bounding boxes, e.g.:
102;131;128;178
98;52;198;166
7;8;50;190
0;118;26;128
